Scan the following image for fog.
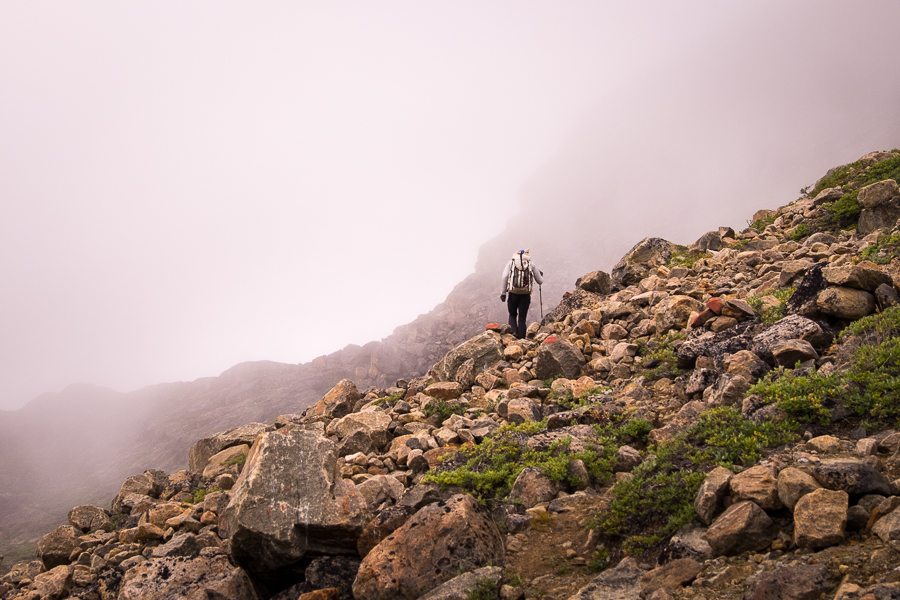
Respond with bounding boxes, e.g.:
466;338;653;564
2;1;899;411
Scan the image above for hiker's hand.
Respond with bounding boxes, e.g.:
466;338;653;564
500;294;506;302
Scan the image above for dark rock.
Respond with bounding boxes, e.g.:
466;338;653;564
305;555;361;599
534;336;586;380
813;459;891;495
743;563;830;600
784;263;827;319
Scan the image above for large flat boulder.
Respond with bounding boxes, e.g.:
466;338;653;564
352;494;504;600
221;429;371;576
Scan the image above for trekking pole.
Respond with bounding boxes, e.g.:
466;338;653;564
539;284;543;320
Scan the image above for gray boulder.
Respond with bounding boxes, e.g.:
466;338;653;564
534;336;586;380
813;459;891;495
432;332;503;383
751;315;829;364
221;429;370;576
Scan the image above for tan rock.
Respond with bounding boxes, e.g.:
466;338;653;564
806;435;843;454
146;503;186;528
793;488;847;549
822;264;893;292
639;558;701;599
772;340;818;367
730;465;782;511
33;565;72;600
817;286;876;320
424;382;462;400
777;467;822;511
703;501;776;556
695;467;733;526
858;179;899;208
508;466;561;508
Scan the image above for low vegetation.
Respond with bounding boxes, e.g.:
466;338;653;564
424;398;468;425
637;331;687;379
746;287;795;324
590;407;796;559
750;306;900;430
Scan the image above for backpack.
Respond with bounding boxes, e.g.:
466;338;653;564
508;252;533;294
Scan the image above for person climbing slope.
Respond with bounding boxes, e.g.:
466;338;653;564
500;249;543;339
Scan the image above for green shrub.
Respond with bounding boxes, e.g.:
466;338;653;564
789;222;811;242
746;287;795;324
191;486;223;504
467;577;500;600
424;420;615;500
859;234;900;265
667;245;711;269
424;398;467;425
223;453;247;467
750;214;777;231
815;154;900;231
638;331;687;378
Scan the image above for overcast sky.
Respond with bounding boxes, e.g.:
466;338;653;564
1;2;899;411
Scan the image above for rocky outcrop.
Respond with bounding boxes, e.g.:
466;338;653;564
221;428;370;576
352;494;504;600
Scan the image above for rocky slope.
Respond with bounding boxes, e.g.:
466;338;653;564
4;149;900;600
0;162;632;563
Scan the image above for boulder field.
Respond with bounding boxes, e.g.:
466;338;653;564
5;150;900;600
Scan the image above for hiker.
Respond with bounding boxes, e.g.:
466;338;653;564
500;249;543;339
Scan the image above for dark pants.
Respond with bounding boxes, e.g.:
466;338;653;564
507;293;531;339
